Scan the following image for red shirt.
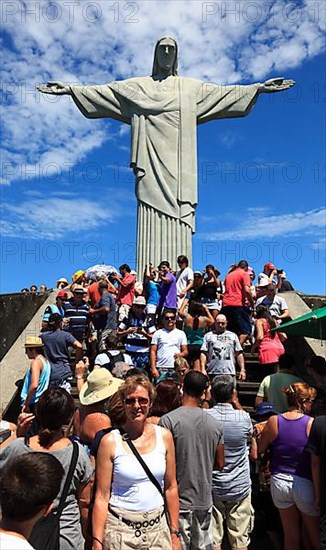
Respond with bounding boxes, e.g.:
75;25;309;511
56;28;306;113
87;281;101;306
222;268;251;307
117;273;136;305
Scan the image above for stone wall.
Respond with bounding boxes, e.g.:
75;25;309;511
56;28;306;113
300;294;326;310
0;292;50;360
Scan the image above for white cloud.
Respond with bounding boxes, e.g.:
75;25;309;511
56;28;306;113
198;207;326;240
0;192;135;239
2;0;325;184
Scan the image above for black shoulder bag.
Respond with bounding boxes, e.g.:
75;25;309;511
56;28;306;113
29;441;79;550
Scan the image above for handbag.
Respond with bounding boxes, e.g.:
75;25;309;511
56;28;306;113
29;441;79;550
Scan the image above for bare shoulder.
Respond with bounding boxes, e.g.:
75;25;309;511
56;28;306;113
266;414;279;433
99;431;116;458
268;414;278;426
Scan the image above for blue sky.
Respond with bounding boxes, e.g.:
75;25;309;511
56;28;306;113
1;0;325;295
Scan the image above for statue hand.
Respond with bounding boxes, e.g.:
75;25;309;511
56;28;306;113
37;81;71;95
259;77;295;93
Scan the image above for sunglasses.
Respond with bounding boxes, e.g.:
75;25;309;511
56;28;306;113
164;316;175;321
124;397;149;406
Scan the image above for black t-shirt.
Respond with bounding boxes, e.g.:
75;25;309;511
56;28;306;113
198;281;218;300
307;415;326;511
279;280;294;292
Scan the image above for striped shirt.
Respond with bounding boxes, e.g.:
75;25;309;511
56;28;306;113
119;315;156;353
63;299;90;340
206;403;252;501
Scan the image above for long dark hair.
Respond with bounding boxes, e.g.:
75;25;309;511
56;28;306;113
188;301;205;330
36;388;75;448
256;305;277;337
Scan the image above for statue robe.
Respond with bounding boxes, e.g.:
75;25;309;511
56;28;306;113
70;76;259;272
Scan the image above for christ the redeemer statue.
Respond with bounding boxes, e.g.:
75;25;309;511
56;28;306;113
38;36;294;275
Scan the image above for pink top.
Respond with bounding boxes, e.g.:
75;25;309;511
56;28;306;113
258;318;284;364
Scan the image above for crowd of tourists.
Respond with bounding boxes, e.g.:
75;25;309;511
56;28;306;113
0;256;325;550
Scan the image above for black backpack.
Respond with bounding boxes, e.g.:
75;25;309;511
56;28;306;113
102;350;125;371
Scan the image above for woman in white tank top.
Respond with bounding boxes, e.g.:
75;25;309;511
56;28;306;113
92;375;181;550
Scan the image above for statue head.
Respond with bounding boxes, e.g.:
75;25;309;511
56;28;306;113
152;36;178;77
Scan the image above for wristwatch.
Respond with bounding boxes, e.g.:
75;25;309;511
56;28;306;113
170;529;181;538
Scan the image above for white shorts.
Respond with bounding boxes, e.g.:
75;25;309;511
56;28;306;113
271;473;319;516
118;304;131;323
146;303;157;315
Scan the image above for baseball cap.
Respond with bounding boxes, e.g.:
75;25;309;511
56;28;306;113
253;402;277;419
264;262;275;270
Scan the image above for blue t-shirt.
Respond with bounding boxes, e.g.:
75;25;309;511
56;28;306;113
93;293;117;330
40;330;76;382
147;280;160;306
42;304;64;322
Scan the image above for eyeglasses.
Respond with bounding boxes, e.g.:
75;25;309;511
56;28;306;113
124;397;149;406
216;322;226;326
164;316;175;321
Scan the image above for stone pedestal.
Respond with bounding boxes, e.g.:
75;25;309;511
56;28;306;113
136;202;192;275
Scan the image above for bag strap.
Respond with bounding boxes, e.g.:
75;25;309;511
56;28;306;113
119;428;163;497
56;441;79;517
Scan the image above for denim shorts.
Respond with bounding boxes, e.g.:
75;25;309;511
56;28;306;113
271;473;319;516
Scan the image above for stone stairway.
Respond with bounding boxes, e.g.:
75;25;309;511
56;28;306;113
237;352;263;413
4;351;264;424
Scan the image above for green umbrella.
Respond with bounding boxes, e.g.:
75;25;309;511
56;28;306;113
273;306;326;340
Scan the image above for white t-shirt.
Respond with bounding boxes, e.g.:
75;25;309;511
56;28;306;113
255;295;288;317
176;267;194;296
0;420;10;429
94;350;134;368
0;532;34;549
258;272;270;286
152;328;187;370
201;330;242;375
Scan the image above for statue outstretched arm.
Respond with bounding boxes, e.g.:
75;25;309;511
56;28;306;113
258;77;295;93
37;81;71;95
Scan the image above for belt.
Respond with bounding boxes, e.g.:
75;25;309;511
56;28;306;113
109;507;164;536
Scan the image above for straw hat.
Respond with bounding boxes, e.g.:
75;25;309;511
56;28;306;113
25;336;44;348
133;296;146;306
79;368;123;405
72;284;87;294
